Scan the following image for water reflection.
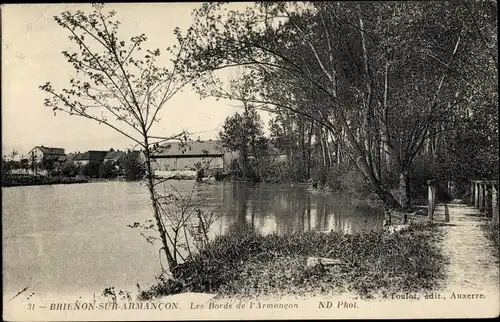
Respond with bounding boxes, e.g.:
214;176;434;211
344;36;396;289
3;180;383;299
185;181;384;236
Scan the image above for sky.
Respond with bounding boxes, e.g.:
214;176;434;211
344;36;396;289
1;3;271;157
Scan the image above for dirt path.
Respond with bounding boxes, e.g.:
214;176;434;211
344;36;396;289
432;202;499;295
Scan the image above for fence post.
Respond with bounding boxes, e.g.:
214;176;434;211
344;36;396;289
485;183;492;217
492;184;498;223
427;179;436;222
470;181;475;205
477;181;484;211
444;203;450;222
474;181;479;208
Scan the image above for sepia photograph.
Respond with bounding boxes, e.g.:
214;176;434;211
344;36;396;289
2;1;499;320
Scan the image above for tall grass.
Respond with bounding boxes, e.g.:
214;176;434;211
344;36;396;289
139;224;445;300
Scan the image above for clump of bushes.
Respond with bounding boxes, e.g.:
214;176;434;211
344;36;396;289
123;154;145;181
98;161;116;178
79;162;101;177
140;223;445;300
60;162;78;177
326;163;373;198
261;160;295;183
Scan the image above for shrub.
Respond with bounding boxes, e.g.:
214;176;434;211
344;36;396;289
326;163;372;198
79;162;100;177
261;160;294;183
61;162;78;177
123;154;145;181
99;161;116;178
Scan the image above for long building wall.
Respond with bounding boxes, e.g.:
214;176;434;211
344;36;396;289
152;151;240;172
152;156;224;171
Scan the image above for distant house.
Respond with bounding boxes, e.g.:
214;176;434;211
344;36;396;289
65;153;80;163
104;150;126;168
73;150;108;167
28;146;66;164
151;140;236;172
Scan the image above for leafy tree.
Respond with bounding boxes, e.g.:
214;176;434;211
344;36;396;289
269;109;315;181
123;151;145;181
42;158;55;176
79;162;100;177
180;1;497;211
99;160;116;178
61;162;78;177
219;106;267;181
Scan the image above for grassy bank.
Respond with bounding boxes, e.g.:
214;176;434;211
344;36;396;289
139;223;445;300
481;221;499;259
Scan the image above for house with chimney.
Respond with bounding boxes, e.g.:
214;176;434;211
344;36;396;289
28;145;66;165
103;150;127;169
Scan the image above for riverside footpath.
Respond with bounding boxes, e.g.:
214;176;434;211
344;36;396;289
432;201;499;296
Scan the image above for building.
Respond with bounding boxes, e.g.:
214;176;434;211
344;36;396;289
28;146;66;164
73;150;108;167
65;153;80;163
104;150;127;168
151;140;236;172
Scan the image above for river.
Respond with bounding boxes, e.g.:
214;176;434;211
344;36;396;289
2;180;383;300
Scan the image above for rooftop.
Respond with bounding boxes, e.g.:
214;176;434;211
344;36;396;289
32;146;65;155
104;150;126;162
74;150;108;161
152;140;225;157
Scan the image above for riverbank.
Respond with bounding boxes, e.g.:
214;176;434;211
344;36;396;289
139;222;445;300
2;174;88;187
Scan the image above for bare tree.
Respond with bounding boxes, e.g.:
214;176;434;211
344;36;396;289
40;4;199;271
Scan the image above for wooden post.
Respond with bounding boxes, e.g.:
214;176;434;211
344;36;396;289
485;183;492;217
470;181;475;205
478;182;484;211
384;210;392;227
474;181;479;208
444;203;450;222
492;184;498;223
431;182;436;214
427;179;436;222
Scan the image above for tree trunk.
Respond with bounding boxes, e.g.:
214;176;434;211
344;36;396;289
369;172;401;211
324;131;332;169
398;168;411;210
240;146;249;178
307;122;314;178
351;152;402;211
143;141;177;271
250;138;261;182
